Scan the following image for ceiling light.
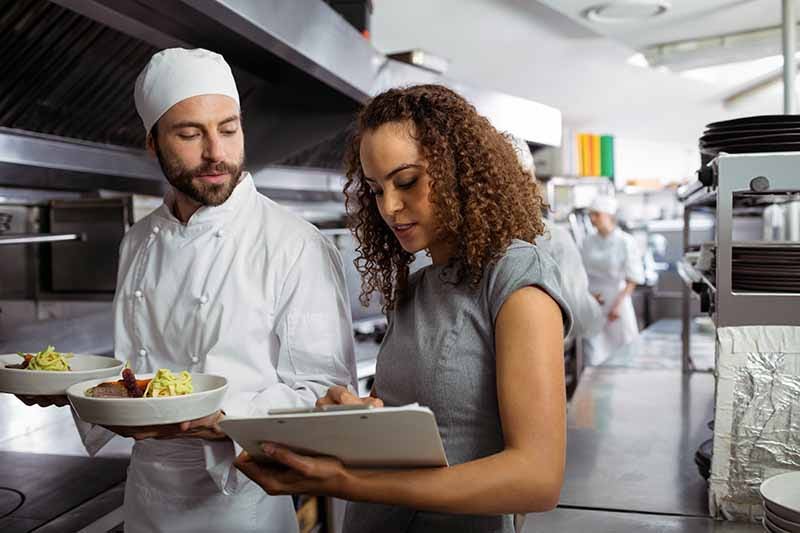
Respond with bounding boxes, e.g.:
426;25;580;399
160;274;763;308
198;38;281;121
582;1;671;23
626;53;650;68
387;49;449;74
680;54;785;85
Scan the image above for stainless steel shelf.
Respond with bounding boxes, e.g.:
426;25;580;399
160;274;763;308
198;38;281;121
732;240;800;248
680;152;800;373
0;233;83;245
715;153;800;328
683;189;717;209
684;189;800;210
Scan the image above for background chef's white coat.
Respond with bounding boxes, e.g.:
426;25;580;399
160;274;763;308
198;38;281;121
535;220;603;346
581;227;645;366
73;173;357;532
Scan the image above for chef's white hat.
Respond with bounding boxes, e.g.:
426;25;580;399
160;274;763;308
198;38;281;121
509;134;535;175
134;48;240;135
590;195;618;215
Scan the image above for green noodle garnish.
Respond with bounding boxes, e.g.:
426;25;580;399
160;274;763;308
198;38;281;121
23;346;72;371
143;369;193;397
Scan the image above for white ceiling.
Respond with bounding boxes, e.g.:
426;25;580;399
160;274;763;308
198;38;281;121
370;0;794;144
537;0;781;49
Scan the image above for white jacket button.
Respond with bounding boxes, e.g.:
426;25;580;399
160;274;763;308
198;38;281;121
139;348;148;357
190;355;199;363
200;295;209;304
215;229;224;238
134;290;143;299
152;226;160;234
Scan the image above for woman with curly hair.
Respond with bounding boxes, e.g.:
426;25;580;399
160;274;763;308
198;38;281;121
235;84;572;532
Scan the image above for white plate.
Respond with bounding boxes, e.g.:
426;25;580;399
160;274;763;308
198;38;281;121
0;353;124;395
766;507;800;533
762;472;800;524
765;515;793;533
67;373;228;426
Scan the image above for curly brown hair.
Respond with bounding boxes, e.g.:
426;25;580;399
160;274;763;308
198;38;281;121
344;84;546;310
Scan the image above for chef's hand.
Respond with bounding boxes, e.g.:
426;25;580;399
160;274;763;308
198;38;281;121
316;385;383;408
607;305;621;322
16;395;69;407
234;444;350;497
592;293;605;305
103;410;228;441
101;423;184;440
168;410;228;441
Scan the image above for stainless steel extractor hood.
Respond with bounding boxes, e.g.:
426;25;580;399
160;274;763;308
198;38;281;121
0;0;562;195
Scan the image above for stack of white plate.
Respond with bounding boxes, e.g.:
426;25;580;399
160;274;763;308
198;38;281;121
761;472;800;533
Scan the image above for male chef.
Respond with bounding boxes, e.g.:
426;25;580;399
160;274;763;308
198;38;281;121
77;47;356;532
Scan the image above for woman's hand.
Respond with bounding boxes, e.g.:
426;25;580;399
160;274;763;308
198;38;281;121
235;388;382;500
316;386;384;408
607;304;621;322
234;444;352;497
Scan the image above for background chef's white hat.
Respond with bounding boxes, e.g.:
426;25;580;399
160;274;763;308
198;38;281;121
134;48;240;135
509;134;535;175
590;195;618;215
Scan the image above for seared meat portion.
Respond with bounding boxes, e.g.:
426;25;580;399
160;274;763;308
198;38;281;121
7;354;33;369
87;382;130;398
86;368;151;398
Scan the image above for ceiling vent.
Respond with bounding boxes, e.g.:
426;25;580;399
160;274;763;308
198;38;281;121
582;1;671;23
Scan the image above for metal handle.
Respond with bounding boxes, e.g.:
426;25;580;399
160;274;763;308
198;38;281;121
677;179;705;202
0;233;84;246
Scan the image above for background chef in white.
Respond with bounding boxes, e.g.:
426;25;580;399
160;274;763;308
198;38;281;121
581;195;645;366
74;48;357;532
510;136;603;348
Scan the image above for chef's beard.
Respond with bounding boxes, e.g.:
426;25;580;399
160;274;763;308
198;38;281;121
154;144;245;207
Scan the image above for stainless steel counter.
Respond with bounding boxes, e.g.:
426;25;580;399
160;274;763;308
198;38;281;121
522;507;762;532
0;309;114;356
519;361;762;532
560;367;714;516
0;393;132;532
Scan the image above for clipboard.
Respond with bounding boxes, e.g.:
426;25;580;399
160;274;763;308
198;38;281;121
220;404;449;468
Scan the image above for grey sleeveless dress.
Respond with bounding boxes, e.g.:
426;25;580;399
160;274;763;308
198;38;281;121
342;240;572;533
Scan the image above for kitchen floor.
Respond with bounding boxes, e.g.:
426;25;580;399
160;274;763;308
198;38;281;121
0;320;764;532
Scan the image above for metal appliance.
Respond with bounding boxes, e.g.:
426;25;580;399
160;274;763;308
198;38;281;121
48;197;132;293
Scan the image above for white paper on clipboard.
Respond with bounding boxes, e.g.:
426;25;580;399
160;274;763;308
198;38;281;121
219;404;449;468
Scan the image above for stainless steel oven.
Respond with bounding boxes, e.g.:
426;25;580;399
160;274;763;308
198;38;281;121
47;197;132;294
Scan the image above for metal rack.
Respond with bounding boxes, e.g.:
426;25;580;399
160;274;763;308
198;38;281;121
680;152;800;372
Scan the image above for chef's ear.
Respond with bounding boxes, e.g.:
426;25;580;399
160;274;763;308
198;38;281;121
145;122;159;156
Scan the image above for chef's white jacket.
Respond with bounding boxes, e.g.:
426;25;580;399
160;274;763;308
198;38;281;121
73;173;356;532
581;226;645;365
536;220;603;346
